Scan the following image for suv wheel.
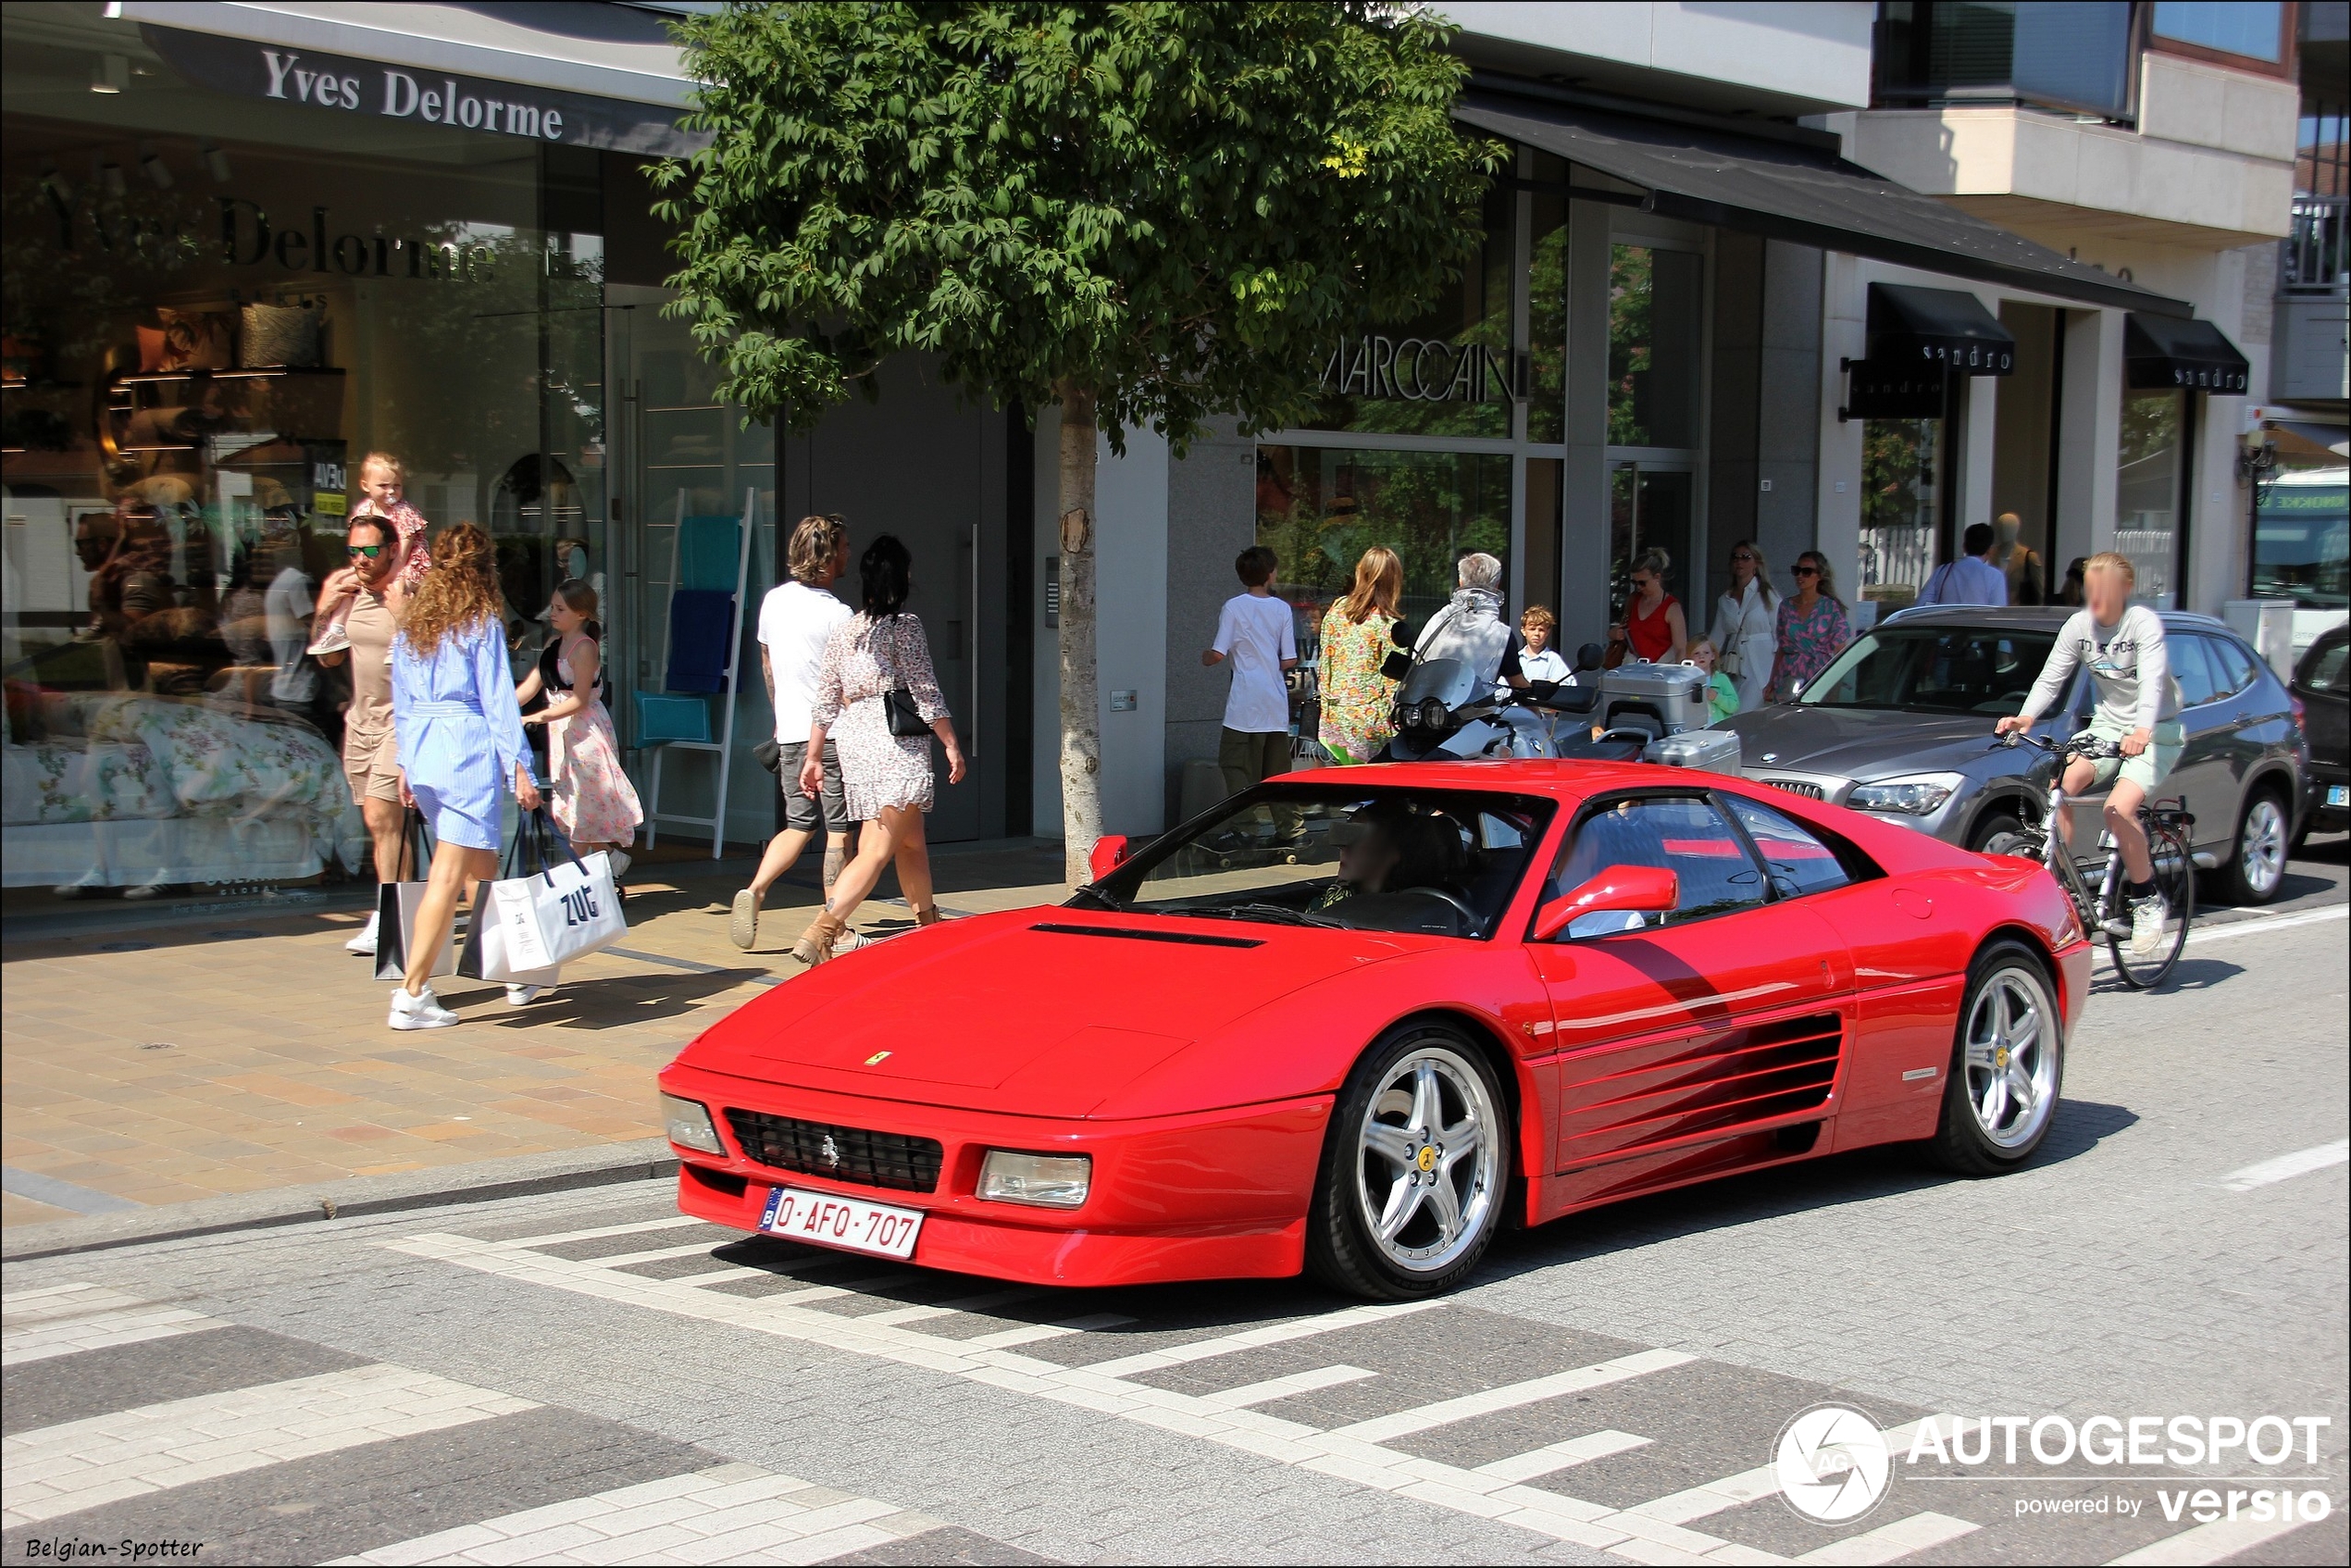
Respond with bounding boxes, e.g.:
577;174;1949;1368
2212;790;2289;905
1969;812;2032;857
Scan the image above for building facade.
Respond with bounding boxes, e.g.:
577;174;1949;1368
0;0;2320;912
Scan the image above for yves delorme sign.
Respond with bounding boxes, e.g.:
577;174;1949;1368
140;24;706;157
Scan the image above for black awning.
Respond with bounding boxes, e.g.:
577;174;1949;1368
1870;284;2015;374
2124;315;2251;392
1453;91;2192;318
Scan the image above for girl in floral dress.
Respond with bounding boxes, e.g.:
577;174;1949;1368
516;579;641;868
1767;551;1854;702
1316;545;1404;764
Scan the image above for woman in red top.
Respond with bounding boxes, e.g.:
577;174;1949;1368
1618;547;1687;665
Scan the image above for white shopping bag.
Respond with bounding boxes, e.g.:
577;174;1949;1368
459;811;623;980
376;810;454;983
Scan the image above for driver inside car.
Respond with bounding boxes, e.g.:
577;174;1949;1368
1312;803;1467;916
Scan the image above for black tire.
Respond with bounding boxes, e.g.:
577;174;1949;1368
1969;812;2032;857
2109;823;2194;989
1306;1020;1511;1300
2209;788;2291;906
1924;940;2065;1176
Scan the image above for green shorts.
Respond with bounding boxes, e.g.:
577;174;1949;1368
2084;714;2183;794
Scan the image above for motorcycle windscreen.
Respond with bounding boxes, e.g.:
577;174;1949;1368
1397;656;1477;712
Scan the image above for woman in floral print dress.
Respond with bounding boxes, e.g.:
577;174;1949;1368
1317;545;1404;764
790;534;965;965
1767;550;1855;702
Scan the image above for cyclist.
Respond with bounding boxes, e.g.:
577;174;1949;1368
1994;552;2184;957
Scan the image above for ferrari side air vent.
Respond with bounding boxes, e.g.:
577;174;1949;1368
1029;922;1264;949
1561;1011;1844;1163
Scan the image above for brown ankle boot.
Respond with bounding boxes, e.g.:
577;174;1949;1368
913;903;941;927
790;908;849;965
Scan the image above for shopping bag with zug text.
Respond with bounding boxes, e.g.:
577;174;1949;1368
477;813;627;973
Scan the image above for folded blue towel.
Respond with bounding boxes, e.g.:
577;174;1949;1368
665;589;735;693
678;516;741;592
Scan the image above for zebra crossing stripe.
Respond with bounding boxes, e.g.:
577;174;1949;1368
1;1283;224;1368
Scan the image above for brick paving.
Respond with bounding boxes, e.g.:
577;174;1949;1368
0;840;1069;1229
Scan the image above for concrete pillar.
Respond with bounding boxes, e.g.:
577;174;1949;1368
1815;253;1866;600
1561;199;1615;647
1962;367;1998;542
2055;308;2124;573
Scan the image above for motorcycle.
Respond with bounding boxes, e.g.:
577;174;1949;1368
1381;641;1742;775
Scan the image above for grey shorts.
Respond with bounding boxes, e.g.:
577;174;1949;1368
778;740;855;834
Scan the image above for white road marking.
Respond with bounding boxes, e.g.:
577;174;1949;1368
1627;1415;1952;1524
2105;1512;2320;1565
1791;1512;1978;1563
330;1461;941;1566
2182;903;2348;945
1475;1429;1651;1484
2221;1137;2350;1192
962;1313;1138;1349
1;1284;225;1367
1329;1350;1697;1444
587;1239;750;1270
1;1363;536;1528
1198;1364;1378;1410
493;1215;706;1251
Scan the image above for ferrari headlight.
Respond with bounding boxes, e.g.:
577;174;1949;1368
660;1092;725;1155
1847;775;1961;815
977;1151;1091;1209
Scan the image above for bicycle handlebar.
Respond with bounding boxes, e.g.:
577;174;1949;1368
1993;731;2121;760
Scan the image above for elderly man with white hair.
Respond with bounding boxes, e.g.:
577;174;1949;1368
1411;551;1527;697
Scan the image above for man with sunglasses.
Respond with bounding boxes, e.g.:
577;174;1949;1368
314;515;405;955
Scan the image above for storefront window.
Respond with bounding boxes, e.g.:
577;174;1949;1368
1302;186;1512;440
2253;466;2350;609
1526;155;1569;446
2117;390;2187;607
1860;417;1943;607
1609;464;1693;612
1;20;602;910
1607;243;1702;450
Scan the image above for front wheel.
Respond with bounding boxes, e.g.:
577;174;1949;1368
1307;1023;1511;1300
1924;940;2064;1176
2108;822;2194;989
2210;790;2289;906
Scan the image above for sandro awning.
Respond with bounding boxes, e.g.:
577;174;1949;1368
1453;88;2193;319
1869;284;2016;374
2124;314;2252;392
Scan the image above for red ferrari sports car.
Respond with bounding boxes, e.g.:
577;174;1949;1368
658;761;2090;1300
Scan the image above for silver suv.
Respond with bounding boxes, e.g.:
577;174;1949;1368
1717;606;2307;905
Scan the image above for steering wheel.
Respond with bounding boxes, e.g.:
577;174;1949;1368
1394;886;1476;927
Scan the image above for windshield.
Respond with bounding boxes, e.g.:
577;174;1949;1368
1081;786;1554;940
1797;627;2057;716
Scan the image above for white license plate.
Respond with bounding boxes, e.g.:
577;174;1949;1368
2329;785;2347;808
758;1184;924;1260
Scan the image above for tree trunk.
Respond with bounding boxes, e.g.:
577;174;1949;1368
1054;382;1102;888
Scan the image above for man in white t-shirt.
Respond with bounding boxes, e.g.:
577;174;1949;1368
264;546;320;707
1203;545;1300;839
731;515;856;950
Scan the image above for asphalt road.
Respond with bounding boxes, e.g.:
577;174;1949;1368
4;854;2345;1568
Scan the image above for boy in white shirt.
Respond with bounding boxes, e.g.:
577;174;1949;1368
1203;546;1300;838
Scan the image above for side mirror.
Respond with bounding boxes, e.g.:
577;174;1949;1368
1087;834;1130;883
1574;641;1604;673
1533;865;1679;941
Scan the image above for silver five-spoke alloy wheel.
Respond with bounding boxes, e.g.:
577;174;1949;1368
1962;969;2059;1149
1354;1046;1501;1274
2238;795;2287;899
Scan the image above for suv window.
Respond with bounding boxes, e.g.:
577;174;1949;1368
1723;794;1853;900
2304;638;2348;693
2168;634;2221;709
2207;635;2262;698
1549;796;1766;935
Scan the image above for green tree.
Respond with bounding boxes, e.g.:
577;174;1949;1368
653;0;1496;881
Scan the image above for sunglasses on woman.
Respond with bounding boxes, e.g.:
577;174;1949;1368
347;542;386;559
1792;564;1820;577
1733;552;1757;564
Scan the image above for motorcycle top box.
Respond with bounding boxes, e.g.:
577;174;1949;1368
1595;661;1710;737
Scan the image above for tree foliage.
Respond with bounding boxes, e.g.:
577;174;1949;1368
651;1;1499;447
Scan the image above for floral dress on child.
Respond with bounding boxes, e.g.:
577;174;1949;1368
544;631;642;846
810;612;950;819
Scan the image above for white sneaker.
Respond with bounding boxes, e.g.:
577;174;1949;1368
306;625;351;657
2129;893;2169;958
504;984;549;1006
345;911;379;955
389;987;460;1030
607;850;632;878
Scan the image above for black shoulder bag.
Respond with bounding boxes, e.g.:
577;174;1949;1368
877;615;930;738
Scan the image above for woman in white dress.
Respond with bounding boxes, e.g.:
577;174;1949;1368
1707;539;1779;713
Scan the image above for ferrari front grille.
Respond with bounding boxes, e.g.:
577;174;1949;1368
723;1109;943;1193
1761;778;1826;800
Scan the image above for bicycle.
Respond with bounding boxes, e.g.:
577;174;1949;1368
1993;731;2195;989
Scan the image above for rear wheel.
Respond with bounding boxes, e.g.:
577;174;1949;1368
2210;790;2289;906
2108;822;2194;989
1924;941;2064;1176
1307;1022;1510;1300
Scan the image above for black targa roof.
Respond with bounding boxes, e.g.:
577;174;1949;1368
1454;90;2193;319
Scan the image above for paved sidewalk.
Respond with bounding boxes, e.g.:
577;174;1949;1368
1;840;1068;1232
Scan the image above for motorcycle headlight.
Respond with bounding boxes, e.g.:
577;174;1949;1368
1418;696;1449;730
1847;775;1962;815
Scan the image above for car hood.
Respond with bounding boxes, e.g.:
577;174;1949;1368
675;908;1420;1118
1723;704;2002;781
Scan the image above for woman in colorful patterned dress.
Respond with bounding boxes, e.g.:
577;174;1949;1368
516;579;641;870
1316;545;1404;764
1767;550;1854;702
790;535;966;965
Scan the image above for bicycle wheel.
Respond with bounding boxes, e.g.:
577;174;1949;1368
2107;823;2194;989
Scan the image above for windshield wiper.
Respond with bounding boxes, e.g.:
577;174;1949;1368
1066;882;1125;912
1184;902;1343;928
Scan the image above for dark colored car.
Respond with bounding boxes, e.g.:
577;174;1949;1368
1719;607;2306;905
2293;623;2348;842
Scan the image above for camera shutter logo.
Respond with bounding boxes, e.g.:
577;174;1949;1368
1775;1404;1892;1523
